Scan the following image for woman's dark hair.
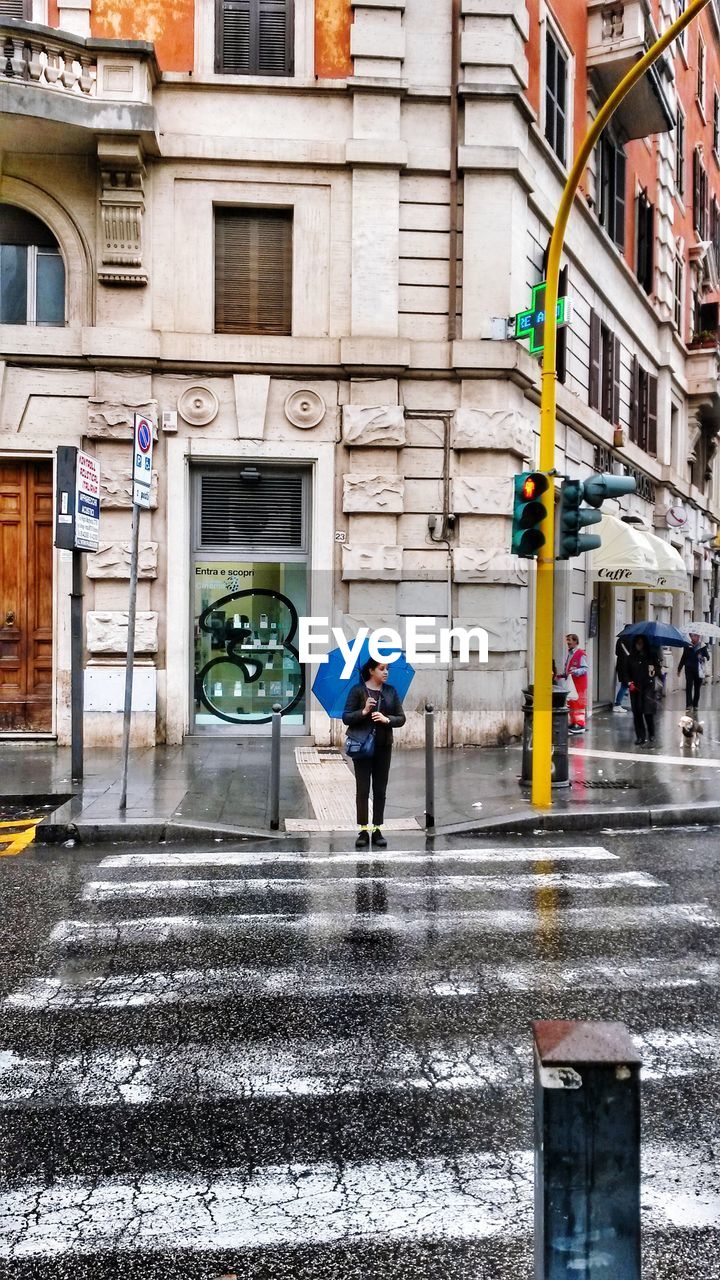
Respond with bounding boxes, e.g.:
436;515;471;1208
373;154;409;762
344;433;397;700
360;658;382;682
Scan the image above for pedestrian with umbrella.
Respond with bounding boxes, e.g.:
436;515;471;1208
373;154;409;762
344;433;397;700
627;634;661;745
342;658;406;849
678;631;710;714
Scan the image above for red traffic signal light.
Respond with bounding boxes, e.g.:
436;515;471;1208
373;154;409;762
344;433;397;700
521;476;538;500
511;471;551;558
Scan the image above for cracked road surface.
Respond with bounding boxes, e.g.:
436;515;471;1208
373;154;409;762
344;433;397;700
0;830;718;1277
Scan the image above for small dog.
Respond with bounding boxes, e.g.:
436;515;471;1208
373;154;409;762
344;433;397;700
680;714;704;746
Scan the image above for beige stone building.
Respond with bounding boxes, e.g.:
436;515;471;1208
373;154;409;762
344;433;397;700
1;0;719;752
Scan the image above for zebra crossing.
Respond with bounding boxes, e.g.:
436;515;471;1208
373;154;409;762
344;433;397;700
0;837;718;1276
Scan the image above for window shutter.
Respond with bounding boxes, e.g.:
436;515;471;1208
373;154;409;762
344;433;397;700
199;470;305;552
612;334;621;426
613;149;626;249
557;264;568;384
588;309;601;410
693;149;701;232
217;0;292;75
215;207;292;336
647;375;658;456
629;355;639;443
0;0;28;16
258;0;293;75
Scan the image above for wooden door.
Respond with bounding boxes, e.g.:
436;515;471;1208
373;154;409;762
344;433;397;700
0;460;53;732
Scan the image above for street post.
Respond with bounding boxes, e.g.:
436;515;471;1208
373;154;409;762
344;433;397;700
531;0;711;807
119;413;154;812
54;446;101;785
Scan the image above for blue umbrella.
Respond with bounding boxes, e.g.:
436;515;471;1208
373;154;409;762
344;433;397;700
311;638;416;718
620;620;688;648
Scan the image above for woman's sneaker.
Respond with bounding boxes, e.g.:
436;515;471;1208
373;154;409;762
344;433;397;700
371;828;388;848
355;828;370;849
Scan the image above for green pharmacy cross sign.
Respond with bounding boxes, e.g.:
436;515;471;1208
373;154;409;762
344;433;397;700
514;281;571;355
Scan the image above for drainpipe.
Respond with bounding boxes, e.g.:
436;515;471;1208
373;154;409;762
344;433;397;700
448;0;461;344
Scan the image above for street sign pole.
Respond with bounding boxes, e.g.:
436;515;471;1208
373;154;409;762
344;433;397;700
530;0;711;808
119;413;154;812
119;500;140;812
70;549;83;784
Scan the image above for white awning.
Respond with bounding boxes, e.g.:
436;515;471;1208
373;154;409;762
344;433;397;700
642;531;690;594
591;515;659;588
592;516;690;593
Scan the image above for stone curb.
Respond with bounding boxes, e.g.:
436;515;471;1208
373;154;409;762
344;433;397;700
34;818;286;845
434;802;720;838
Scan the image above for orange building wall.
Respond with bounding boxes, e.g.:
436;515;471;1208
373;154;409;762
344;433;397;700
91;0;195;73
315;0;352;78
48;1;58;26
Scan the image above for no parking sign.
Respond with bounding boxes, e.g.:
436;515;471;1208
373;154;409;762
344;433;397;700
133;414;154;508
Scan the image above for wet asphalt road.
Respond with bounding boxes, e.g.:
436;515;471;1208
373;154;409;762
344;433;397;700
0;828;718;1278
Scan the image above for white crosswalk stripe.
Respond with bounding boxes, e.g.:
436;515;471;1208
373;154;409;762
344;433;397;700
46;901;720;950
0;1029;717;1106
98;845;621;870
0;1143;715;1260
81;869;665;903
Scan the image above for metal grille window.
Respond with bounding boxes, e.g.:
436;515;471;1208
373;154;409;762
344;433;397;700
544;27;568;165
675;108;685;197
0;205;65;326
215;206;292;336
635;188;654;295
0;1;30;16
216;0;293;76
198;469;306;554
597;132;626;249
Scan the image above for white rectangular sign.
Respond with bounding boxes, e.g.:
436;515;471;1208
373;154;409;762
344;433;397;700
74;449;100;552
133;414;154;503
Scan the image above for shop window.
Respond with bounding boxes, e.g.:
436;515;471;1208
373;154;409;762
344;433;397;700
192;467;308;730
597;132;626;250
635;188;654;295
0;205;65;326
216;0;294;76
675;108;685;197
630;357;658;456
214;206;293;335
544;25;568;165
589;310;621;426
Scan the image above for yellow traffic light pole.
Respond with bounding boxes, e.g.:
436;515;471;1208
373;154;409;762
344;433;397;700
532;0;711;807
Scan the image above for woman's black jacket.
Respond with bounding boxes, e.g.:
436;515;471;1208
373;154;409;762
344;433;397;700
342;683;406;750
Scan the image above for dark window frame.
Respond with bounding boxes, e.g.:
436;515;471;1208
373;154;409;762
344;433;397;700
714;89;720;158
693;147;708;239
589;309;621;427
629;356;658;456
697;31;707;115
215;0;294;77
0;204;65;327
544;23;568;165
675;108;685;197
597;131;626;250
214;204;293;337
674;253;684;334
635;187;654;295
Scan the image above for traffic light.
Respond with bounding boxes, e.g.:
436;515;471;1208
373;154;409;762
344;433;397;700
511;471;551;558
557;473;637;560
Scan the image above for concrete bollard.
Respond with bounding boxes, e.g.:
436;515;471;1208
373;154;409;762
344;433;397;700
269;703;282;831
424;704;435;830
533;1020;642;1279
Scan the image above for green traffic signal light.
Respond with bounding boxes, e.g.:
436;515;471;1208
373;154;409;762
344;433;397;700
511;471;550;558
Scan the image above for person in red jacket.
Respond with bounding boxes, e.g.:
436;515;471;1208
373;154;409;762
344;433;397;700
564;633;589;734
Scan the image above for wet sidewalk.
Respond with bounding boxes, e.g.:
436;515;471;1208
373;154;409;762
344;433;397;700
2;686;720;841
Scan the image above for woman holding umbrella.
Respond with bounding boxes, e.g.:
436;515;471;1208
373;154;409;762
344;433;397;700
343;659;406;849
627;635;661;745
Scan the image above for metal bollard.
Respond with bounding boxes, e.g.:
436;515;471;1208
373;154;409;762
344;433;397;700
425;704;435;829
269;703;282;831
533;1020;642;1279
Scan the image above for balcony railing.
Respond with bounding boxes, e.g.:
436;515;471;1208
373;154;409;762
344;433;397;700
2;26;96;96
